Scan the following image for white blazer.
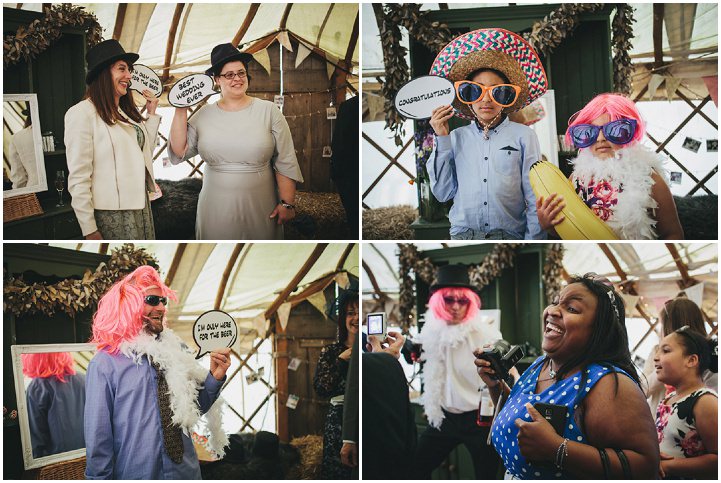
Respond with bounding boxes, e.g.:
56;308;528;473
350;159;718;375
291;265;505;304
64;98;160;236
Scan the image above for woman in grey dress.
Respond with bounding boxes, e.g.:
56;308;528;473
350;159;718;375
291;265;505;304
168;43;303;240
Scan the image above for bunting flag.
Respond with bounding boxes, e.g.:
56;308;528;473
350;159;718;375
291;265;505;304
647;74;665;101
325;53;338;79
665;76;683;101
334;271;350;289
620;293;640;312
277;302;292;331
307;290;328;318
683;282;705;309
295;43;313;68
252;313;267;335
277;31;293;52
254;48;272;76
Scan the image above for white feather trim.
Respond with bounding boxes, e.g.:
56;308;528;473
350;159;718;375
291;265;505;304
570;144;667;239
417;311;495;429
120;329;229;457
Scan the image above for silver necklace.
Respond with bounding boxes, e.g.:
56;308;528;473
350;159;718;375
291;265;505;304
548;359;557;379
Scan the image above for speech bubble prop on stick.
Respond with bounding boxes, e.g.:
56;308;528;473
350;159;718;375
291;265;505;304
193;310;238;359
168;73;218;108
130;64;163;98
394;75;456;120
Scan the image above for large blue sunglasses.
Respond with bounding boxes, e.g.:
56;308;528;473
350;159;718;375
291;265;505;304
569;119;637;148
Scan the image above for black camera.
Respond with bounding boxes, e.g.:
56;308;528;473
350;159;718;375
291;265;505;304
476;340;524;385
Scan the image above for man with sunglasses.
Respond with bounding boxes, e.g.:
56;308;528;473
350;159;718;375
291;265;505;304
426;28;550;240
85;266;232;479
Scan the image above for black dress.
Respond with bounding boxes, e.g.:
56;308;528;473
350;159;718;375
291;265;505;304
313;341;351;479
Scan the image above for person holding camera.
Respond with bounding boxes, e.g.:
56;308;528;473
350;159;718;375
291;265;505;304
411;264;508;479
475;273;659;479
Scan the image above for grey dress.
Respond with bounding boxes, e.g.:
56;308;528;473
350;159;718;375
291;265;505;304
168;99;303;240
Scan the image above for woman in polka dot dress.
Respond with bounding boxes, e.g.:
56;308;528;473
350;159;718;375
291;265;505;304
476;273;659;479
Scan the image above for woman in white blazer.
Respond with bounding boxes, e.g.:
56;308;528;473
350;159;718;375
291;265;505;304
65;39;160;240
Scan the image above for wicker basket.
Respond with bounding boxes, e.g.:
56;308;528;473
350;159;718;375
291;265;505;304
4;193;43;222
36;456;86;479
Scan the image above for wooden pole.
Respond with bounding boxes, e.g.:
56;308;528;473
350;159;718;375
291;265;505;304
113;4;127;40
232;4;261;47
214;244;244;309
164;243;187;287
162;4;185;83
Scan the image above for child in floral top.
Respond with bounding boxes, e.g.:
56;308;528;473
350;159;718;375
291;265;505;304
537;93;684;240
654;326;717;479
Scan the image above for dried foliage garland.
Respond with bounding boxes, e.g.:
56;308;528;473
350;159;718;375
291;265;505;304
4;4;103;68
397;243;519;331
525;3;635;95
4;244;159;318
375;4;453;146
542;244;565;304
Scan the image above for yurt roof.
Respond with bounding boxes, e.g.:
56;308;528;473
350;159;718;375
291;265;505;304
363;243;718;321
14;3;359;86
47;243;359;351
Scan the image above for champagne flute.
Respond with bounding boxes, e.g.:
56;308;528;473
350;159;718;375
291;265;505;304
55;170;66;207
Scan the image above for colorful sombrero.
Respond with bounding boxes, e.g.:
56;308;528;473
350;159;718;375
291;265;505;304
430;28;548;120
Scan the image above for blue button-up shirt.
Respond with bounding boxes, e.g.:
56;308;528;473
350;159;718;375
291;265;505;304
84;350;224;480
427;117;545;239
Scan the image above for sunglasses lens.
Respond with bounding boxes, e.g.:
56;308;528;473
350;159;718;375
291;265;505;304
604;120;635;145
145;295;166;306
570;125;599;148
443;297;470;306
492;85;517;106
457;82;482;103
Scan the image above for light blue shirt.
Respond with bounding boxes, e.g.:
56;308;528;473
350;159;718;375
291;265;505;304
84;350;224;480
427;117;545;239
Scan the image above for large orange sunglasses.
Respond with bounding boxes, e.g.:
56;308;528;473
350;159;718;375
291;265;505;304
454;81;521;107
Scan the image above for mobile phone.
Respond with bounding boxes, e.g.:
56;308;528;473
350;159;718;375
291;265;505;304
366;312;386;341
533;402;567;436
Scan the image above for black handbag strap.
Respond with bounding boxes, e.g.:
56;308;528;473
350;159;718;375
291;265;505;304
598;448;611;479
615;449;632;479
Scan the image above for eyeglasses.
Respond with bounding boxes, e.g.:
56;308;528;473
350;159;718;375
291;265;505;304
454;81;521;107
218;70;247;80
569;119;637;148
144;295;168;306
443;296;471;307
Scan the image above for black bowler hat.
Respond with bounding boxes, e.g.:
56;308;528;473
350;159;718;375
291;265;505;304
85;39;139;84
205;43;254;76
252;431;279;459
429;264;476;294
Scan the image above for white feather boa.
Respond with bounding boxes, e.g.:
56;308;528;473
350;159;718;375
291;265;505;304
570;144;667;240
417;311;500;429
120;329;229;458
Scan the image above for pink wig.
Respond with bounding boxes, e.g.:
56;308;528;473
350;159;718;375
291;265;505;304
565;93;645;147
92;265;177;353
21;352;76;382
428;287;481;323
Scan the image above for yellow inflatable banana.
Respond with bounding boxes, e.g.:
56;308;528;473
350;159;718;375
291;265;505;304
529;161;618;240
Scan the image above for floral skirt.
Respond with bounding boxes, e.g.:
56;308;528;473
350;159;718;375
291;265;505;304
94;195;155;240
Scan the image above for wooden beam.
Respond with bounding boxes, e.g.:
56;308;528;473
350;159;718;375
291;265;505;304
652;4;665;70
162;4;185;83
214;244;244;309
280;3;293;30
315;4;335;47
232;4;261;47
112;4;127;40
264;244;329;319
164;243;187;287
335;243;354;271
598;244;628;281
287;272;337;307
344;10;359;66
676;90;717;129
98;243;109;255
687;166;718;196
362;260;384;298
665;243;694;288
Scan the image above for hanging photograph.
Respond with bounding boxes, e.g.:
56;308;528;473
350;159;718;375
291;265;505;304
682;136;702;152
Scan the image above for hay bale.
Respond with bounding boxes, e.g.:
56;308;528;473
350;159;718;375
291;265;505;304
286;434;324;480
362;205;418;240
286;191;350;240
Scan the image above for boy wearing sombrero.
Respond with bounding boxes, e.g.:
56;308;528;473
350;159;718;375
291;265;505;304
427;28;549;240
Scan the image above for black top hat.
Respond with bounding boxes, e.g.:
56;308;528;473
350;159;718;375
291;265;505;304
205;43;254;76
85;39;139;85
429;264;476;294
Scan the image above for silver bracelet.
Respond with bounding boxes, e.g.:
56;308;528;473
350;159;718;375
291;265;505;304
555;438;569;470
